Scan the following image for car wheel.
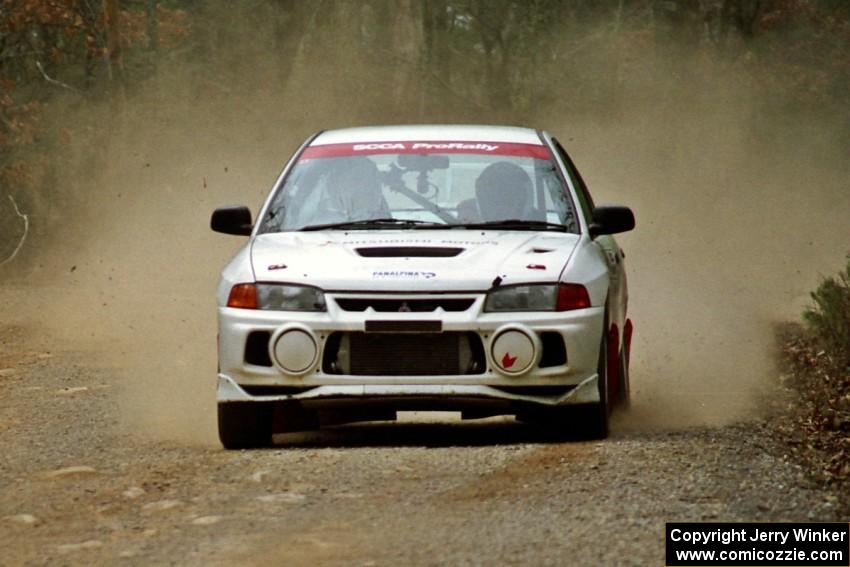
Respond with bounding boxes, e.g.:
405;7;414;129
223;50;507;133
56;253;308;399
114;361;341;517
218;402;274;449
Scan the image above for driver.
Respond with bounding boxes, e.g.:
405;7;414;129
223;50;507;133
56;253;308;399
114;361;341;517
299;157;389;226
327;157;389;221
473;161;533;221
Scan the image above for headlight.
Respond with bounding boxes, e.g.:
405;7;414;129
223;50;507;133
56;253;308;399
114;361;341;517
257;283;326;311
484;283;590;312
227;283;326;311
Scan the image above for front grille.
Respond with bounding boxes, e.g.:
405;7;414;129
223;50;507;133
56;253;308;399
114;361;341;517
322;331;485;376
335;298;475;312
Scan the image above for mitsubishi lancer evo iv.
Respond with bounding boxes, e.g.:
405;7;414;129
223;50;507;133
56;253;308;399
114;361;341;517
211;125;635;448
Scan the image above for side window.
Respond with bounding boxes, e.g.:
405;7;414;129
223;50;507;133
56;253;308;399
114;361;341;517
552;138;595;223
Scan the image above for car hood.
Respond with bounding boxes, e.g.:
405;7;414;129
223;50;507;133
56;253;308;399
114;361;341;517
250;230;580;292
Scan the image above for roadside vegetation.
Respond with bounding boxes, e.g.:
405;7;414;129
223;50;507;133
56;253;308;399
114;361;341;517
780;256;850;506
804;257;850;370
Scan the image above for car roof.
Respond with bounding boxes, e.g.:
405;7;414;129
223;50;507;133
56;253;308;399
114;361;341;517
310;125;544;146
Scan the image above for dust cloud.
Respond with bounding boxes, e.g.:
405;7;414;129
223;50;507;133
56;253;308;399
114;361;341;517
556;58;850;429
1;11;848;442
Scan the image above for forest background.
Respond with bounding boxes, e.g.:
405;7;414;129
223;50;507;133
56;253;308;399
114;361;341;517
1;0;848;254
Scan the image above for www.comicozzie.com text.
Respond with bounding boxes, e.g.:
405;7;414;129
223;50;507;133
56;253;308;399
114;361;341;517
670;527;847;546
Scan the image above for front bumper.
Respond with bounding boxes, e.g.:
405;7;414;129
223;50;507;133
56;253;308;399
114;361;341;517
217;292;605;409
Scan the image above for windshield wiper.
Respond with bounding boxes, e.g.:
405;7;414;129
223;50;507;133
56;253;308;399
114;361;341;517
297;218;448;231
455;219;568;231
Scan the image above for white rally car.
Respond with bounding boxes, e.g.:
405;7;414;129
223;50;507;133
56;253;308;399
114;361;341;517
211;125;634;448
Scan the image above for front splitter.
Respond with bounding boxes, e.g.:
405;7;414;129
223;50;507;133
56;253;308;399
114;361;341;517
216;374;600;407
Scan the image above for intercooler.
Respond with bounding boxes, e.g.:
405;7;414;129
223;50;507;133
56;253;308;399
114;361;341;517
322;331;485;376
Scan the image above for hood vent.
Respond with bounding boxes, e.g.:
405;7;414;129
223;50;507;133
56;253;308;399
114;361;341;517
355;247;464;258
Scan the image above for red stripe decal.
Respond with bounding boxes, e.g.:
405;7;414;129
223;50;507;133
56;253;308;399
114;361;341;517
300;141;551;161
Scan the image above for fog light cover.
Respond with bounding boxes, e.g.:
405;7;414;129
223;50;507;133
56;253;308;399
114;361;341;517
490;327;538;376
271;326;318;375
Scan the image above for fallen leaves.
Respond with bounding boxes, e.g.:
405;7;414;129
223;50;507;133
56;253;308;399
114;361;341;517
778;324;850;498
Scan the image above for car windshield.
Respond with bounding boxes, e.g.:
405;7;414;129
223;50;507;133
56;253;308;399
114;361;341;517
258;141;578;233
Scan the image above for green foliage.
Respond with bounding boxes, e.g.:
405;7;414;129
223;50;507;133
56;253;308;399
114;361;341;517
804;256;850;368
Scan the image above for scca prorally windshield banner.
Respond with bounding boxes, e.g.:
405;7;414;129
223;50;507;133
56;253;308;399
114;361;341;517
299;141;552;160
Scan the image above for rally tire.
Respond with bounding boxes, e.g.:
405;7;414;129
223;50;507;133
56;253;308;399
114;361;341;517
218;402;274;449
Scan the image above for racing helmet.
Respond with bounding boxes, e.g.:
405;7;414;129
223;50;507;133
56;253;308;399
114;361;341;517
474;161;533;221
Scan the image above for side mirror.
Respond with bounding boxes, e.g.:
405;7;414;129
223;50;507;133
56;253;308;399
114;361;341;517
211;206;253;236
589;205;635;237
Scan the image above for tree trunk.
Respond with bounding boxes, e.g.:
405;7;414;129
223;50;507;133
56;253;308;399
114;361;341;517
721;0;762;40
391;0;425;115
272;0;312;92
147;0;159;52
103;0;123;85
102;0;125;121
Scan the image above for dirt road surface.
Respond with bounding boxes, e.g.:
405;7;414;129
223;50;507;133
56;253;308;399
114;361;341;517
0;322;844;567
2;5;849;563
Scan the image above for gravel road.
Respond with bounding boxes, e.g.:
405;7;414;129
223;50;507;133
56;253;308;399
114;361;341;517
0;324;845;567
